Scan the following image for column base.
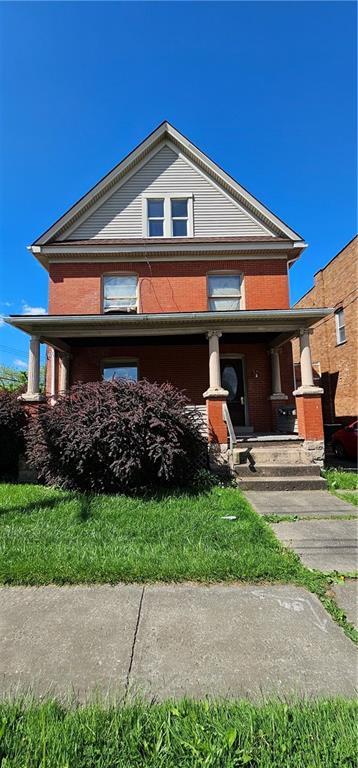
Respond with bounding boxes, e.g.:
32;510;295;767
203;387;229;399
293;386;324;396
18;393;46;403
204;393;228;445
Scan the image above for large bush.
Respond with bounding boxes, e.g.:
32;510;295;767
0;390;27;478
26;379;207;492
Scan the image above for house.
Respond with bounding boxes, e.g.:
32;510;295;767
6;122;330;476
292;235;358;428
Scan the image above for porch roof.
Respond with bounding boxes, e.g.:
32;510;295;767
6;308;331;348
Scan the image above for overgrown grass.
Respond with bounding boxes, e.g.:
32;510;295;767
324;469;358;491
0;698;356;768
0;483;316;586
323;469;358;507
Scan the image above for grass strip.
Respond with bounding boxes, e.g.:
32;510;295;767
0;697;357;768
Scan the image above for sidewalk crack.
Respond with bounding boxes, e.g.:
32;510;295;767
125;585;145;698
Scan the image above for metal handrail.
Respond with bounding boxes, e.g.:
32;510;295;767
222;401;236;451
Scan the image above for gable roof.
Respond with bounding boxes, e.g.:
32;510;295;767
32;121;305;246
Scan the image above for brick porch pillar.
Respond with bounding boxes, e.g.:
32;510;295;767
203;330;229;445
293;329;324;441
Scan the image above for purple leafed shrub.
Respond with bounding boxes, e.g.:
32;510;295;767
26;379;207;493
0;390;27;478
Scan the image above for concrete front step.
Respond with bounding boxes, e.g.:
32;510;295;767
237;476;327;491
233;449;307;466
233;464;321;478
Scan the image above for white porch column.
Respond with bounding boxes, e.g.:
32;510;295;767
59;353;70;394
299;329;314;387
21;335;43;401
269;348;287;400
293;329;323;396
203;330;228;398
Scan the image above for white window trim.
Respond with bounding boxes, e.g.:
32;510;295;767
335;308;346;345
207;271;244;311
102;273;139;313
142;193;194;238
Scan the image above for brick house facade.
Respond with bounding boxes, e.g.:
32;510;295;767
292;235;358;426
6;122;329;455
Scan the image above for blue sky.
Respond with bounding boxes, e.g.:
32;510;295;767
0;1;356;369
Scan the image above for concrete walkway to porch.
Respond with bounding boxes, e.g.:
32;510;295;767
0;583;356;703
245;489;358;628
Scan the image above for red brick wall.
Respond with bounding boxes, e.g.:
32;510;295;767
292;236;358;423
68;338;295;432
49;258;290;314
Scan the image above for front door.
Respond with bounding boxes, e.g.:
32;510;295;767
220;358;246;428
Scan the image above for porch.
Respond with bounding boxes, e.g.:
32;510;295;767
6;308;330;450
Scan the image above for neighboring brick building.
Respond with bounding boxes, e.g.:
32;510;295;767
292;236;358;426
6;121;329;457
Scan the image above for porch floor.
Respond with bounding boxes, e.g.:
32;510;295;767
234;433;301;442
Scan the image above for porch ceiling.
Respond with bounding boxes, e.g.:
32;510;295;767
6;308;331;346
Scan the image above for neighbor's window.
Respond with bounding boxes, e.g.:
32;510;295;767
335;308;346;345
171;198;188;237
103;275;137;313
102;363;138;382
147;199;165;237
208;274;241;311
146;196;192;237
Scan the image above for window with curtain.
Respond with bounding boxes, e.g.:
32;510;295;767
208;274;241;311
103;275;137;312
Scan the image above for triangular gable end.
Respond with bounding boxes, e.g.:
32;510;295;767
33;121;304;245
63;142;275;241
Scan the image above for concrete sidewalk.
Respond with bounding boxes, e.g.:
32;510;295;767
245;490;357;518
0;584;356;702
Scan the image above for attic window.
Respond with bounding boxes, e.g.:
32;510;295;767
147;199;164;237
103;275;137;313
145;194;193;237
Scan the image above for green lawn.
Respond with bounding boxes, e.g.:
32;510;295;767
324;469;358;507
0;483;308;586
0;698;356;768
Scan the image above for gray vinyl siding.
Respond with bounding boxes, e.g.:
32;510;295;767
66;145;272;240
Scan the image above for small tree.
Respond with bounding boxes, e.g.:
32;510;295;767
26;379;207;493
0;390;27;478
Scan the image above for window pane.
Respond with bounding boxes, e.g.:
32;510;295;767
222;365;238;402
103;297;136;310
173;219;187;237
103;365;138;382
104;276;137;298
149;219;164;237
171;199;188;217
147;199;164;218
209;297;241;311
208;275;241;297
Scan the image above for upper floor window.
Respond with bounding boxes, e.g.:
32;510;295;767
147;199;164;237
335;308;346;345
171;198;188;236
103;275;137;313
145;195;193;237
208;274;241;311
